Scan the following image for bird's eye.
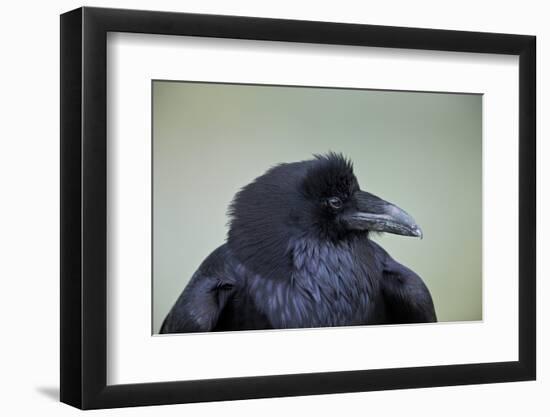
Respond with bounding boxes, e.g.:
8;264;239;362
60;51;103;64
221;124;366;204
327;197;343;210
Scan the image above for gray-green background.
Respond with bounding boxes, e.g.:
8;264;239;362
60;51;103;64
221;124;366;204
153;81;482;334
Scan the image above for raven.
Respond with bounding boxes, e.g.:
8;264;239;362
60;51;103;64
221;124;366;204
160;153;436;333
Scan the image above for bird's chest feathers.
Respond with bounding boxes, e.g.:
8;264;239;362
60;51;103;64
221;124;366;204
247;238;376;328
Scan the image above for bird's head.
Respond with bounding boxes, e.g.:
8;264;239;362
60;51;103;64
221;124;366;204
227;153;422;277
301;153;423;240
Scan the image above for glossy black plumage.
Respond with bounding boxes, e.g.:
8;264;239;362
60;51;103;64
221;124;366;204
160;153;436;333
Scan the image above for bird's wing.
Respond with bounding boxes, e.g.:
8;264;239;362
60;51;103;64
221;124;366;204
371;242;437;324
159;244;237;334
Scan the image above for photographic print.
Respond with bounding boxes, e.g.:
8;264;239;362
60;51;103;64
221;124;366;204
61;8;535;408
153;81;482;334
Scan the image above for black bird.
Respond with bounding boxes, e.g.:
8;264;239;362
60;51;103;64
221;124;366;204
160;153;436;333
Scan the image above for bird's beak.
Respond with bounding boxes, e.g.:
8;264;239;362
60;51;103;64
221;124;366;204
342;190;423;238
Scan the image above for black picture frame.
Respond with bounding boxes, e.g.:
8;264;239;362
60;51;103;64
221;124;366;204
60;6;536;410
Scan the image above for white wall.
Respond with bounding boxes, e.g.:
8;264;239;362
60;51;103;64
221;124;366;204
0;0;545;415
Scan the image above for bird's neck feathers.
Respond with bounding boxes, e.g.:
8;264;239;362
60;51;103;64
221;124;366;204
228;222;373;283
227;161;308;281
245;235;378;328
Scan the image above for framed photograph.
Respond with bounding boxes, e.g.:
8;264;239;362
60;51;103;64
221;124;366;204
60;6;536;409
